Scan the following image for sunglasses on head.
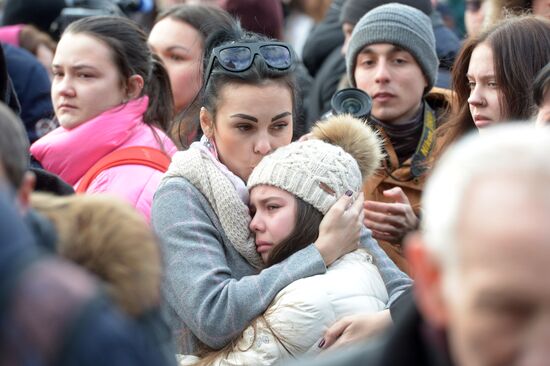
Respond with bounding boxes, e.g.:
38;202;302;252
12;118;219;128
203;41;294;88
465;0;482;12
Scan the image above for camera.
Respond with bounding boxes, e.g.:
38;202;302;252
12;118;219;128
50;0;153;38
327;87;372;121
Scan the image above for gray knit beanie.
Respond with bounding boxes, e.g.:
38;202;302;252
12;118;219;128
346;3;438;93
247;115;383;215
340;0;432;26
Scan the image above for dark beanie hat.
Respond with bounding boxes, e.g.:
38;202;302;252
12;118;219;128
340;0;432;25
2;0;66;36
222;0;284;40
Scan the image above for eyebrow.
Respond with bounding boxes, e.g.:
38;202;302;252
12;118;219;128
229;112;292;123
230;113;258;122
360;45;405;56
466;73;496;81
166;45;191;53
51;64;100;72
255;196;284;206
272;112;291;121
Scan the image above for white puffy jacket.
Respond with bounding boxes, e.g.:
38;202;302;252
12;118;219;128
180;249;388;366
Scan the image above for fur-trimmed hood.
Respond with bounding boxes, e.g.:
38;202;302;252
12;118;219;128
30;193;162;318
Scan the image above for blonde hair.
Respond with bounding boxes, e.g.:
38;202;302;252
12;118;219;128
31;193;162;317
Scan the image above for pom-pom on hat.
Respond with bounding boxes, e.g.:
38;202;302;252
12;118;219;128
247;115;383;214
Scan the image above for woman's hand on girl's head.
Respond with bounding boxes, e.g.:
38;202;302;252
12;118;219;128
315;192;364;266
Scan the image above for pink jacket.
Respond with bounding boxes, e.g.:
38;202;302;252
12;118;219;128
30;97;177;221
0;25;24;46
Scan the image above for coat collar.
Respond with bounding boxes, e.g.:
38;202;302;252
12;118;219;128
30;97;149;186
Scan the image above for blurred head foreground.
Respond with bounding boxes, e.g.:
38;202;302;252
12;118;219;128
409;124;550;365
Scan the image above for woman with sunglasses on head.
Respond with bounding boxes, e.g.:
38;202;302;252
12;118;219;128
148;4;236;148
180;115;390;366
435;15;550;153
152;22;411;355
30;16;177;222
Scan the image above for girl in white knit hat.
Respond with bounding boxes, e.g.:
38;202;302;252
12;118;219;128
185;114;391;365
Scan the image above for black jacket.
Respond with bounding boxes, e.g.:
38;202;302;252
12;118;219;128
301;0;346;78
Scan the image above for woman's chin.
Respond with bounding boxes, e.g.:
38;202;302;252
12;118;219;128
59;117;85;130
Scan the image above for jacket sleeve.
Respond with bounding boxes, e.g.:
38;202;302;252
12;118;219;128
151;178;327;350
359;227;412;307
207;285;336;365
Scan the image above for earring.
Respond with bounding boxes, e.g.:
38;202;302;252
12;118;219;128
204;135;213;149
204;135;219;159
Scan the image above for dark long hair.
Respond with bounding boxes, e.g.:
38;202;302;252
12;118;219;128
65;16;174;133
437;15;550;152
266;197;323;267
195;23;300;136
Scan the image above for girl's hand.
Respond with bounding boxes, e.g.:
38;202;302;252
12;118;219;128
315;192;364;266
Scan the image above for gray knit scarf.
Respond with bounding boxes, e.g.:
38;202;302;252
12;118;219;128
163;147;264;269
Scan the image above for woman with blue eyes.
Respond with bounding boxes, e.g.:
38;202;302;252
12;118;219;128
151;21;411;355
436;16;550;149
30;16;176;222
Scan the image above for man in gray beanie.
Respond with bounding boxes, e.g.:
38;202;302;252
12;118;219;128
341;0;458;86
343;3;451;277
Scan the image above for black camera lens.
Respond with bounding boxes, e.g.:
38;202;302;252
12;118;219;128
330;88;372;120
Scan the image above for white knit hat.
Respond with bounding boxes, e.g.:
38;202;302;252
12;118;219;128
247;115;383;214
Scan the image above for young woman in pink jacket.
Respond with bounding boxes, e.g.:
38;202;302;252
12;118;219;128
30;16;177;221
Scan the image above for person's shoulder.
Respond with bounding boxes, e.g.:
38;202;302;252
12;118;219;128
426;87;454;126
272;250;387;317
155;174;205;204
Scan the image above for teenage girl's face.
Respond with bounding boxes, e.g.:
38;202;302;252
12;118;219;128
467;43;505;130
51;33;128;129
249;185;297;263
201;82;293;182
149;18;203;113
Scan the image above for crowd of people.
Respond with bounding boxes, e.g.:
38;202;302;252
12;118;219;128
0;0;549;365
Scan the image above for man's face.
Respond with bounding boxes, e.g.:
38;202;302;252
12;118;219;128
445;176;550;366
354;43;427;125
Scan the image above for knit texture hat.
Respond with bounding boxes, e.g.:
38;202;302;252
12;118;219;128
248;115;383;215
346;3;438;93
340;0;432;26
